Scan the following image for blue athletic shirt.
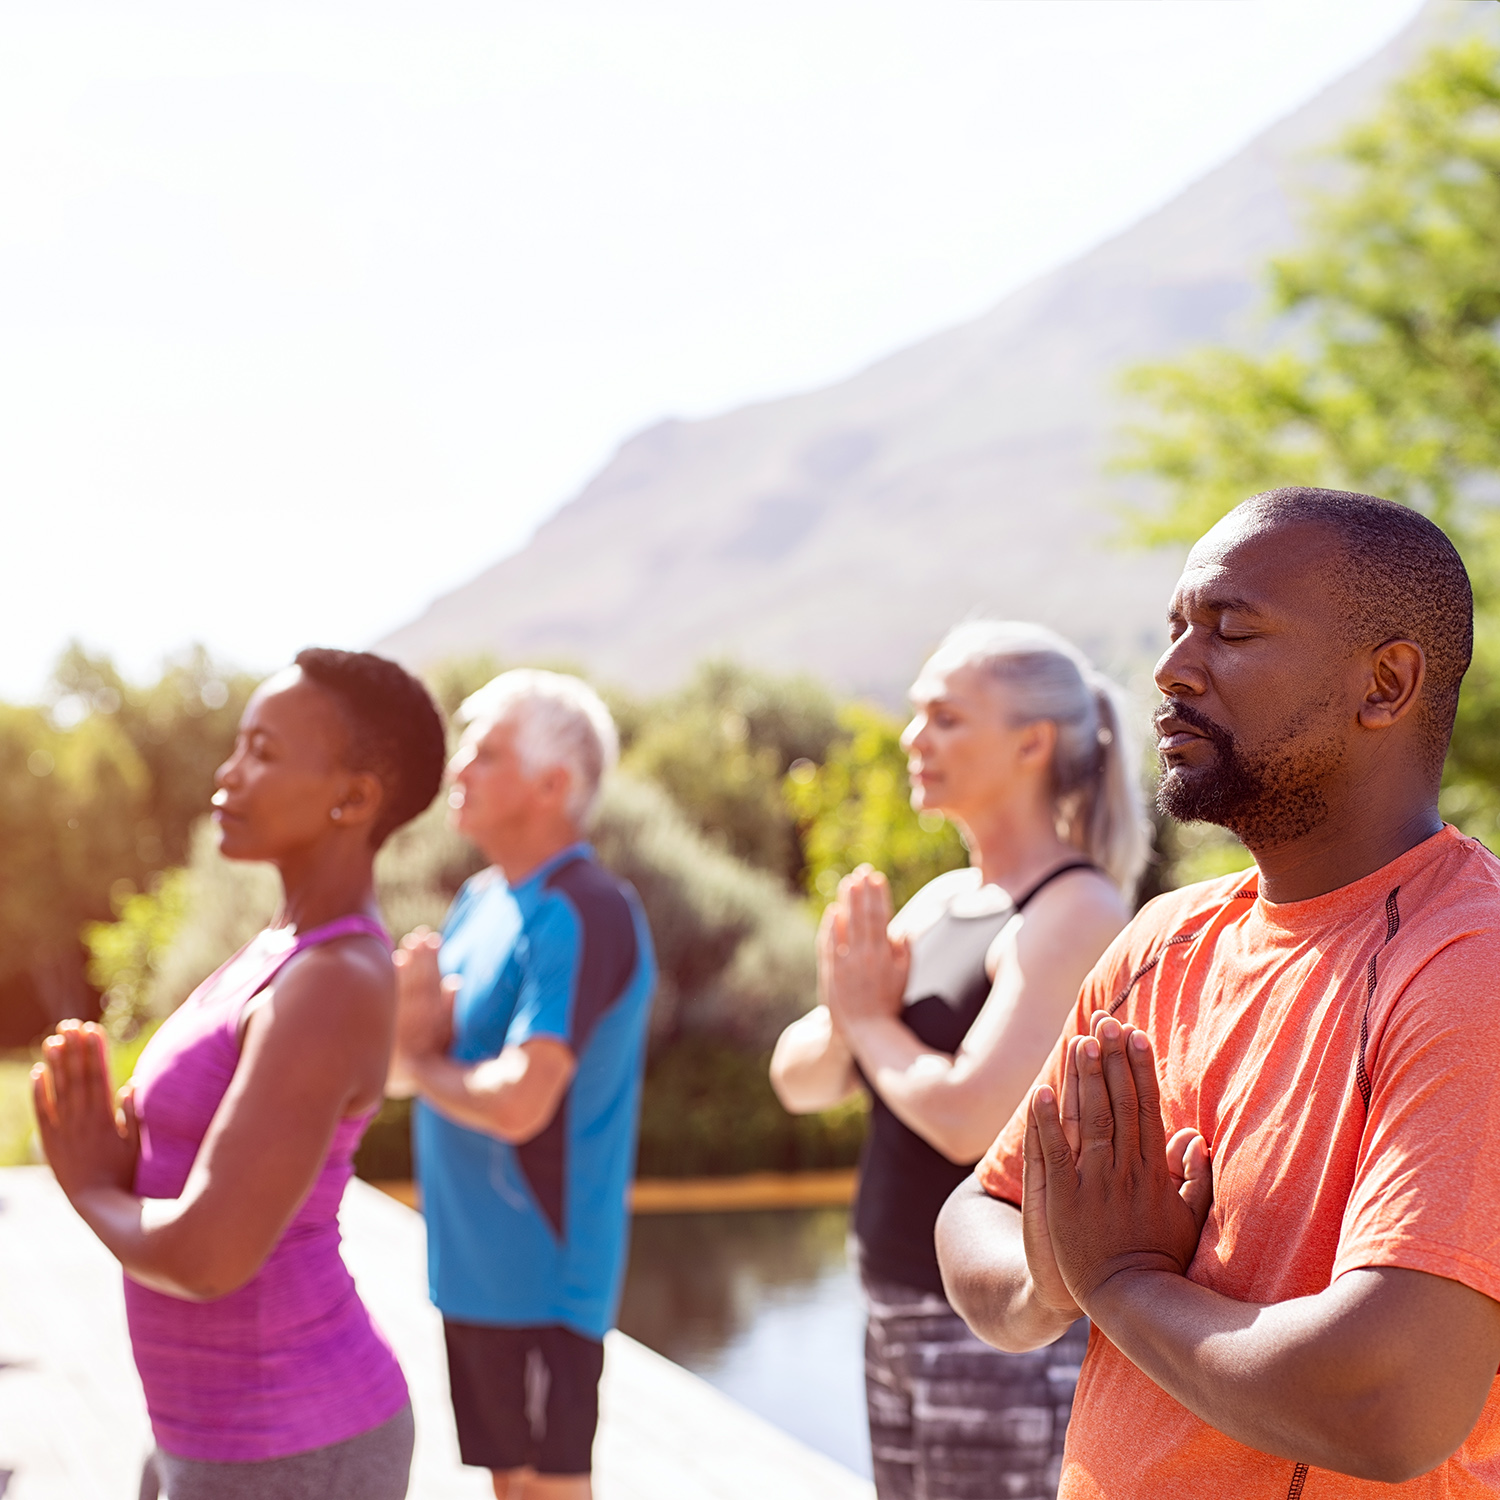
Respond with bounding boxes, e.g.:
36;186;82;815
414;842;656;1340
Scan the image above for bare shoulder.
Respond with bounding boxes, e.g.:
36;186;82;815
997;867;1130;974
259;934;395;1040
1024;866;1130;930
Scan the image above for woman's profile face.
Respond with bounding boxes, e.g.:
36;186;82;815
902;663;1048;822
211;668;354;862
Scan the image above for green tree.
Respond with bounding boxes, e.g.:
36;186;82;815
83;869;191;1038
623;661;842;885
0;645;254;1043
1118;36;1500;847
787;703;967;911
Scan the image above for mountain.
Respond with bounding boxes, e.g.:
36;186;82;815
380;2;1491;702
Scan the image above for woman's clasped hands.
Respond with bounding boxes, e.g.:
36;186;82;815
31;1019;140;1202
817;865;911;1041
1021;1012;1215;1321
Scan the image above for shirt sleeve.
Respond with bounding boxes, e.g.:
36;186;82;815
505;897;582;1050
1333;931;1500;1302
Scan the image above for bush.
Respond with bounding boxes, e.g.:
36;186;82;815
591;774;816;1053
353;1096;415;1181
787;703;968;911
621;661;842;885
635;1040;866;1178
137;822;279;1019
353;1043;867;1182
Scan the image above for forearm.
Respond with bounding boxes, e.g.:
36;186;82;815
68;1187;230;1301
408;1051;544;1142
1085;1269;1461;1482
935;1181;1081;1351
844;1016;996;1163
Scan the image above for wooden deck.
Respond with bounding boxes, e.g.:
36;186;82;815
0;1167;872;1500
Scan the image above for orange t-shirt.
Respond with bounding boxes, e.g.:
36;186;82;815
976;825;1500;1499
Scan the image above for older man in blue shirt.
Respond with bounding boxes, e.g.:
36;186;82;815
389;669;656;1500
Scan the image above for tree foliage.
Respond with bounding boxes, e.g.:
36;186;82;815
1118;36;1500;846
786;703;968;911
621;660;842;884
0;645;254;1043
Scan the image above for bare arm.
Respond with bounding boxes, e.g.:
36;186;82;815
405;1038;576;1144
936;1179;1082;1351
770;999;860;1115
35;939;393;1301
389;928;576;1144
836;868;1127;1163
1092;1262;1500;1481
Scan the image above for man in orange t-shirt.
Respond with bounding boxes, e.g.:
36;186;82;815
936;487;1500;1498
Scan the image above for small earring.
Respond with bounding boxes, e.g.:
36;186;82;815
330;807;343;821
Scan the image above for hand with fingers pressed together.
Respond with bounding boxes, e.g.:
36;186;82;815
389;927;458;1094
1023;1011;1213;1315
31;1019;140;1204
818;865;911;1040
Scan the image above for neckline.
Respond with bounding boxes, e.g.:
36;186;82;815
511;841;591;892
1250;825;1459;935
263;912;392;952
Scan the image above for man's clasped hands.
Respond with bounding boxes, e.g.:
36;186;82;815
1022;1012;1215;1324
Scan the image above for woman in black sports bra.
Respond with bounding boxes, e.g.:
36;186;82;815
772;621;1148;1500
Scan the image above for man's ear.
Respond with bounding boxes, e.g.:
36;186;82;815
536;762;573;814
1359;639;1426;730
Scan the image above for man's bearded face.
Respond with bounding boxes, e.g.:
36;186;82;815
1154;696;1345;848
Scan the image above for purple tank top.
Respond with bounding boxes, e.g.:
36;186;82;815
124;914;409;1462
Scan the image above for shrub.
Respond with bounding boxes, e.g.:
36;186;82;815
353;1043;867;1182
621;661;842;885
787;703;967;910
635;1040;866;1178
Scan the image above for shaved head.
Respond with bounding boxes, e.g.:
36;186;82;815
1155;488;1473;852
1229;488;1472;770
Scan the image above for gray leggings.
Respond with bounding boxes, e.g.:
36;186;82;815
139;1404;413;1500
864;1279;1087;1500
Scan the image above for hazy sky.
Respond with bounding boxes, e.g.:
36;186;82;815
2;0;1428;700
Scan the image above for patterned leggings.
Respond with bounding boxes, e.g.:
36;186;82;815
863;1280;1088;1500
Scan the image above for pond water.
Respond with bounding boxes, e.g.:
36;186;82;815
618;1208;872;1479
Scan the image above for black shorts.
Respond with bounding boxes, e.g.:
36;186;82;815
443;1321;605;1476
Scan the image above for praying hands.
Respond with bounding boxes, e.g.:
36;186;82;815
31;1019;140;1204
1022;1013;1213;1317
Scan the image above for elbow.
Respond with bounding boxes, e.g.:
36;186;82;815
934;1187;1026;1353
766;1054;801;1112
768;1064;828;1116
484;1096;560;1145
921;1113;997;1167
768;1050;848;1116
151;1252;264;1303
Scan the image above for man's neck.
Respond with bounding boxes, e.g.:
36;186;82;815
483;824;582;888
1243;800;1443;904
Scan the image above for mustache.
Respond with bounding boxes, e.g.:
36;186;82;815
1154;699;1234;746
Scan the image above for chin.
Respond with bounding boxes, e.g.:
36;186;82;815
1157;765;1228;827
215;829;265;863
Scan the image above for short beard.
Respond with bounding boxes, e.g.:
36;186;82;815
1155;700;1344;849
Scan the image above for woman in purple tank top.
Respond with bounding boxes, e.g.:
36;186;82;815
32;648;447;1500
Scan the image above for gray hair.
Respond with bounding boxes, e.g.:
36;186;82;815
913;621;1150;893
458;669;619;825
